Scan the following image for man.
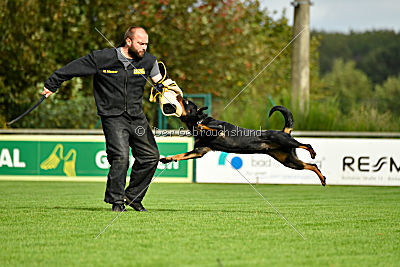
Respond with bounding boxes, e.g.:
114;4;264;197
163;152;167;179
43;26;163;212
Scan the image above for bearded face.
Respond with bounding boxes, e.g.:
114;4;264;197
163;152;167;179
127;29;148;59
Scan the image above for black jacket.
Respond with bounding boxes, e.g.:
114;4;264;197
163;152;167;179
45;48;156;116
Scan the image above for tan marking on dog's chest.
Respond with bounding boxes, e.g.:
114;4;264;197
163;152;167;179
260;143;279;150
177;95;187;116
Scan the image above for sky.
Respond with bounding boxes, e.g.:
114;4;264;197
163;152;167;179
259;0;400;33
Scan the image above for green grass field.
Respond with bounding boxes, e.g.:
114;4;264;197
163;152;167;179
0;181;399;266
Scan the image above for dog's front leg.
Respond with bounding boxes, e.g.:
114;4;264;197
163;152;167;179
160;147;211;163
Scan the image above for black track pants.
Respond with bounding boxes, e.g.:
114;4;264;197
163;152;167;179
101;112;160;204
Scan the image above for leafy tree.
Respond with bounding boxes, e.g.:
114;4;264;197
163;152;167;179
375;74;400;115
0;0;107;128
322;58;372;114
1;0;302;129
360;42;400;85
315;30;400;85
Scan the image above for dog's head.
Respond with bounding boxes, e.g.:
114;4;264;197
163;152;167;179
159;93;209;122
179;97;209;122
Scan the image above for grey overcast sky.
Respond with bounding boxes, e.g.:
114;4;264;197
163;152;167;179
259;0;400;33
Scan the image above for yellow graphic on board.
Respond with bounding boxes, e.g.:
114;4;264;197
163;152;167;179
40;144;77;176
63;149;76;176
40;144;63;170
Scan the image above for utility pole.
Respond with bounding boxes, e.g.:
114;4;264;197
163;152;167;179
291;0;311;115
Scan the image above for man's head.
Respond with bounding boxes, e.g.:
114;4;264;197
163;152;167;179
124;26;148;58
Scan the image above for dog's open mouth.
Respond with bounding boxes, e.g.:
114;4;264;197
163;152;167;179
162;104;177;115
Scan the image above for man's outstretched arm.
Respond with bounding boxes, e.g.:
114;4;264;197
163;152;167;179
43;53;98;97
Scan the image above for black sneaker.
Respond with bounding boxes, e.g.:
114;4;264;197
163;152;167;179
124;196;148;212
111;203;126;212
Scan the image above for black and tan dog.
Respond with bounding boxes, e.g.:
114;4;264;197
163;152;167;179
160;97;326;186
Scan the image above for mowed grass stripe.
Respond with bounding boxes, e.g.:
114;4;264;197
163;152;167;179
0;181;399;266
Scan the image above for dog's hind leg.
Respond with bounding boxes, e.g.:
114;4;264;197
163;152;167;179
266;134;317;159
303;163;326;186
160;147;211;164
298;144;317;159
268;150;326;186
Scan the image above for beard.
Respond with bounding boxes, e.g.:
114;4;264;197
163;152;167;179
128;46;145;59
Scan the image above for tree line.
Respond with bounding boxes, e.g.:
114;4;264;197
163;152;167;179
304;30;400;131
316;30;400;85
1;0;304;129
1;1;399;131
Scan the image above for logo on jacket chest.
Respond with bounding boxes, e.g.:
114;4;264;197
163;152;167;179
133;68;145;75
102;69;118;74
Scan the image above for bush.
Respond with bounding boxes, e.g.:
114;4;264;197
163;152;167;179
322;58;373;114
375;74;400;115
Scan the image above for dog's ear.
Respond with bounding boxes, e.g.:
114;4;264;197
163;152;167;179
197;106;208;113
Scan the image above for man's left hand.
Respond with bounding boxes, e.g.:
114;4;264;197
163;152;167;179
42;87;54;98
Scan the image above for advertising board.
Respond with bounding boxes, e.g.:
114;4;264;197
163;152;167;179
196;138;400;186
0;135;193;182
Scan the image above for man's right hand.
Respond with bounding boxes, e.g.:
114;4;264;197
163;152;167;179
42;87;54;98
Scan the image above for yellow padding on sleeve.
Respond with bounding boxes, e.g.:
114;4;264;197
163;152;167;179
162;79;183;96
158;61;167;83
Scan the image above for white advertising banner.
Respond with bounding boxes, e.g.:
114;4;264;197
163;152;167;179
196;138;400;186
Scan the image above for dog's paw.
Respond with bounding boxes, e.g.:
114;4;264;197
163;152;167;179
310;150;317;159
160;157;173;164
305;144;317;159
320;176;326;186
161;157;178;163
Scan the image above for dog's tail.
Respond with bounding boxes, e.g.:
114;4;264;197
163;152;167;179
269;105;294;134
